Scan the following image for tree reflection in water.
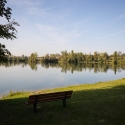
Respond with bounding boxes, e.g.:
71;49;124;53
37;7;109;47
1;62;125;74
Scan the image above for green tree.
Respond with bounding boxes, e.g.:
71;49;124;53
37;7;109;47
0;0;19;63
0;43;11;63
113;51;118;65
94;51;98;63
28;52;38;63
102;52;108;63
44;54;50;62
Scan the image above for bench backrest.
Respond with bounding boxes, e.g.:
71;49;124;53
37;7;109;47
27;90;73;104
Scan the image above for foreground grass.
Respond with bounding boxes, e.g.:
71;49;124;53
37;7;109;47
1;78;125;125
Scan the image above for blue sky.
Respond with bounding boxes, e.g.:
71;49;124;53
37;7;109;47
1;0;125;56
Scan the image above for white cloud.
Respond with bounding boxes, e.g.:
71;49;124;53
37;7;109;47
96;30;125;40
36;23;75;38
32;0;79;14
84;30;88;33
35;24;68;44
27;7;42;15
9;0;42;6
46;11;82;23
76;33;82;38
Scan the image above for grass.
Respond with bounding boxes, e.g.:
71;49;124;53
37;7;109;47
1;78;125;125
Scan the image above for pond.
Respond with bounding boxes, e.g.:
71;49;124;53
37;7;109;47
0;62;125;97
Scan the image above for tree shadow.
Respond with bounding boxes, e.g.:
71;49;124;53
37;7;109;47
0;85;125;125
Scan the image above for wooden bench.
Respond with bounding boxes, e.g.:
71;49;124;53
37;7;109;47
25;90;73;112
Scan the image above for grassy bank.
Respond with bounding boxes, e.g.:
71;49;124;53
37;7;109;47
1;78;125;125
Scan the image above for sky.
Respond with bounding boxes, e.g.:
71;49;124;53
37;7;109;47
1;0;125;56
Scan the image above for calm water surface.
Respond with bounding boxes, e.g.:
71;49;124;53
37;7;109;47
0;63;125;97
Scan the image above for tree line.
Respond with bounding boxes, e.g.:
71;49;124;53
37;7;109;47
27;50;125;65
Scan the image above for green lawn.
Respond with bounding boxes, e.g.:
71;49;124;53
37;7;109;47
1;78;125;125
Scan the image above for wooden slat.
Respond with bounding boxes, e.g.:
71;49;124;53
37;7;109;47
37;91;72;97
25;90;73;104
37;93;71;99
28;91;72;100
30;90;72;96
37;95;72;102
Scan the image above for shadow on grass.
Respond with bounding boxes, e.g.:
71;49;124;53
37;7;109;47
0;85;125;125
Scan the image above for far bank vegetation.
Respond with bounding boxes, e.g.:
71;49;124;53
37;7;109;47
6;50;125;65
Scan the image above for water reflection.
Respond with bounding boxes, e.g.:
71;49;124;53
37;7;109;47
1;62;125;74
40;62;124;75
28;62;37;71
0;61;27;68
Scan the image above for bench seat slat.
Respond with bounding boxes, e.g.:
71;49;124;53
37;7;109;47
37;95;72;102
28;92;72;98
37;93;72;98
29;91;73;97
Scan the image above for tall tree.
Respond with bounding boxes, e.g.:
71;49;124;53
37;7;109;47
113;51;118;65
0;43;10;63
28;52;38;63
0;0;20;63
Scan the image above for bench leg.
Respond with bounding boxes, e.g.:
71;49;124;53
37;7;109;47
62;99;66;107
33;103;37;113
